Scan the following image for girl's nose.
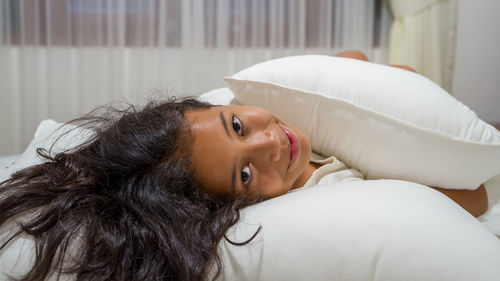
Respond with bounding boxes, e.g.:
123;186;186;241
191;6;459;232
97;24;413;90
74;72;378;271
247;129;281;164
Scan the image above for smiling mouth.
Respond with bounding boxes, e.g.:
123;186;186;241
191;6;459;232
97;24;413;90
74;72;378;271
280;126;299;169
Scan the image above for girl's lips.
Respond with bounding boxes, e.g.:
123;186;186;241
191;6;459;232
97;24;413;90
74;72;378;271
281;126;299;169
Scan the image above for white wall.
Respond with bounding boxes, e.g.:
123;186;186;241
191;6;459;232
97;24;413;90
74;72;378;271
452;0;500;124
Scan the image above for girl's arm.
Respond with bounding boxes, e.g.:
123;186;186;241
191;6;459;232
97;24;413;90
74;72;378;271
431;185;488;218
334;50;489;218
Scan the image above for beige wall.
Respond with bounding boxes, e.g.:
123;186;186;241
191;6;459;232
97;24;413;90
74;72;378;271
452;0;500;124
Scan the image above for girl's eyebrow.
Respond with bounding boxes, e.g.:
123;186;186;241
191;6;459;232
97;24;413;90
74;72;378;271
219;111;233;139
231;167;236;194
220;110;237;193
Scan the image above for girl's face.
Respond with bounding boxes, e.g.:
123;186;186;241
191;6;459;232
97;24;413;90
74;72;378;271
186;105;311;198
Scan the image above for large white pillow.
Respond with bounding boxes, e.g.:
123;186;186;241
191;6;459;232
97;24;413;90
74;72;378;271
225;55;500;190
212;180;500;281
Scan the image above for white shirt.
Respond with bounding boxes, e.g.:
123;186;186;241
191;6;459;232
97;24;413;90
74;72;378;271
289;152;364;193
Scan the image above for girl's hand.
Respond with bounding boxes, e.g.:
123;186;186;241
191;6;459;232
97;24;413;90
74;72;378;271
334;50;417;73
389;64;417;73
334;50;369;61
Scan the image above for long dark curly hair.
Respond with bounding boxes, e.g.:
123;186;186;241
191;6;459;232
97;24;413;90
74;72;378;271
0;97;262;281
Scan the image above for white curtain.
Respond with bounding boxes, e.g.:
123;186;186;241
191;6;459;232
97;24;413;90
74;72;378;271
387;0;457;92
0;0;392;155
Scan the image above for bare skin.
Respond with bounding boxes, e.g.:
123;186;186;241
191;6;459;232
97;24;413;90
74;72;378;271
186;105;314;198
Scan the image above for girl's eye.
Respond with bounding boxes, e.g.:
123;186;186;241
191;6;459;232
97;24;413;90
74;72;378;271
241;165;251;188
232;115;243;136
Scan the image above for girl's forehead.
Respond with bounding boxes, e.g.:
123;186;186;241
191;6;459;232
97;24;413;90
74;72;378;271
186;107;236;195
185;107;221;129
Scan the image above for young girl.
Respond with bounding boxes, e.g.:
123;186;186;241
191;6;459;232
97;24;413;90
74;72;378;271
187;50;488;216
0;51;488;281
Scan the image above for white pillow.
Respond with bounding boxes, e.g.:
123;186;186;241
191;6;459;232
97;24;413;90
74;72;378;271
199;87;241;106
225;55;500;190
8;119;93;174
213;180;500;281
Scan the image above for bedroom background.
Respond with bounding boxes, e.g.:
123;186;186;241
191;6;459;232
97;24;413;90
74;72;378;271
0;0;499;156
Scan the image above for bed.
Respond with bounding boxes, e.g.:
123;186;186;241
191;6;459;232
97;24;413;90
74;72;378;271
2;55;500;281
1;88;500;281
